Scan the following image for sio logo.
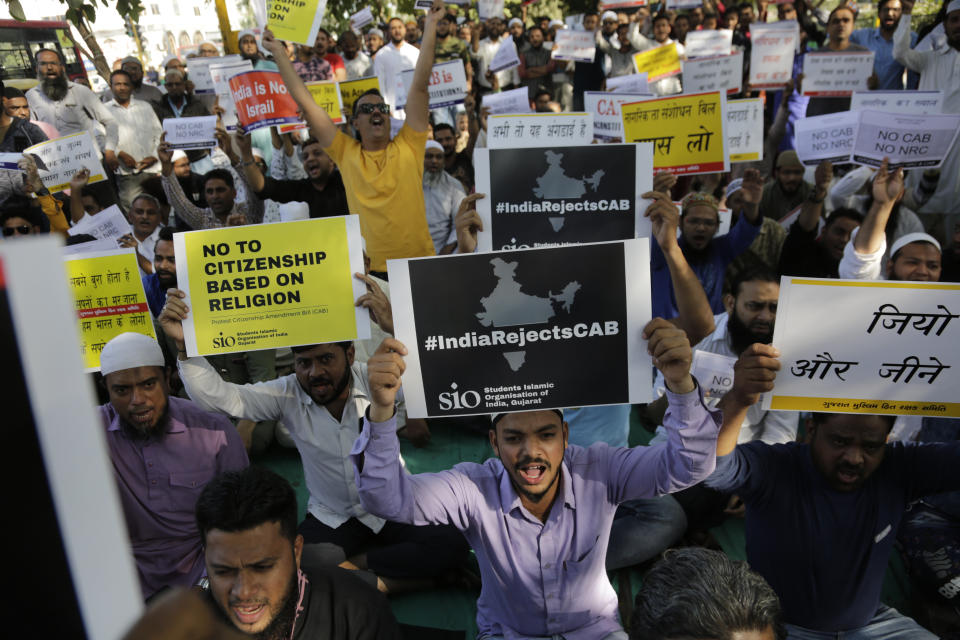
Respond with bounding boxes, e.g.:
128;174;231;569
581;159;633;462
438;382;481;410
213;331;236;348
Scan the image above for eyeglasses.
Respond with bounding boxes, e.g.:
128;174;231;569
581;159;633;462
3;225;32;236
355;102;390;116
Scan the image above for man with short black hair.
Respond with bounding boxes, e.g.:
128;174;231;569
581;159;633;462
339;30;371;80
117;56;164;104
627;13;684;95
142;226;176;318
851;0;918;89
372;17;420;117
760;150;816;221
106;69;163;213
432;122;473;192
423;139;465;253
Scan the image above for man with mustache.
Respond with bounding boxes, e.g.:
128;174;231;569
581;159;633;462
852;0;919;90
142;226;177;318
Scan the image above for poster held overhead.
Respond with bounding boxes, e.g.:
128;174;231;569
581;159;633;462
228;70;301;131
794;111;860;166
726;98;764;163
584;91;654;141
487;113;593;148
681;51;744;95
25;132;106;193
162;116;218;150
851;110;960;170
801;51;875;97
266;0;328;46
749;21;798;89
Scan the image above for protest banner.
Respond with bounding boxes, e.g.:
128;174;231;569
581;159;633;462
764;277;960;417
339;76;380;116
552;30;597;62
850;90;943;115
187;54;243;94
585;91;653;141
801;51;875;97
606;72;649;93
387;240;653;418
210;58;253;131
25;132;105;194
621;91;728;175
398;60;467;109
487;113;593;149
414;0;435;8
481;87;533;115
266;0;326;46
692;350;737;400
0;152;21;170
684;29;733;58
749;21;798;89
478;0;505;19
63;248;156;371
852;110;960;170
726;97;764;163
667;0;703;8
682;51;744;95
633;42;681;82
229;70;300;131
162;115;218;150
306;81;345;124
474;143;653;251
794;111;859;165
600;0;648;7
349;7;374;30
68;205;133;247
173;216;369;357
489;37;521;72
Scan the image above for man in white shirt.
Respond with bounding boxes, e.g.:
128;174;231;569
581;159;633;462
372;18;420;118
423;139;465;253
105;70;163;213
472;15;521;94
627;12;684;95
340;30;372;80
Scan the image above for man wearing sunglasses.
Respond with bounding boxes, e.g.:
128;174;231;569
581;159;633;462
1;202;44;237
263;0;443;280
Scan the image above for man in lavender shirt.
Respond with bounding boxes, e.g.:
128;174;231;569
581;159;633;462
352;321;722;640
97;332;248;600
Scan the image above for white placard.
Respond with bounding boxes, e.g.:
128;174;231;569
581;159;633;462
398;60;468;109
667;0;702;8
682;51;744;95
794;111;859;166
726;97;764;163
162;115;218;151
489;37;521;72
487;113;594;148
564;14;585;30
552;29;597;62
749;21;798;89
0;151;21;170
68;205;133;246
764;277;960;418
852;110;960;170
684;29;733;58
210;58;254;132
584;91;653;141
24;131;106;194
606;72;649;93
801;51;874;97
187;54;243;94
481;87;533;115
478;0;505;20
350;7;374;30
692;350;737;399
850;90;944;115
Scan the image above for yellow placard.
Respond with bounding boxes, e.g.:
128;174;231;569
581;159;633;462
632;43;681;82
174;217;368;357
339;76;381;118
56;29;74;50
306;81;344;124
621;91;727;175
266;0;325;46
64;249;156;372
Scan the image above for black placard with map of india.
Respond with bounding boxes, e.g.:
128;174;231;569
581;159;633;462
473;143;653;252
387;240;653;418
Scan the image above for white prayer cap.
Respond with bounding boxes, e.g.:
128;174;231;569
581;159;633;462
601;10;618;22
251;147;264;160
890;232;941;258
238;29;257;41
947;0;960;14
171;150;187;162
549;19;564;28
425;140;444;152
279;201;309;222
100;333;165;375
367;28;384;38
162;55;181;68
508;17;523;27
725;178;743;200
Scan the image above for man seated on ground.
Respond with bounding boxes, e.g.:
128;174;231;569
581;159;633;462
760;151;815;222
630;547;786;640
423;139;465;254
352;322;721;639
195;467;401;639
160;290;469;593
98;332;248;600
703;343;960;638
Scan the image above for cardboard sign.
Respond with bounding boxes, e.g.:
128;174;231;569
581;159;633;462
850;90;944;115
162;116;218;150
266;0;327;46
349;7;374;30
387;240;654;418
487;113;593;149
67;205;133;247
489;37;521;72
682;51;744;95
692;350;737;399
229;70;301;131
24;132;105;194
621;91;728;175
801;51;875;97
726;97;764;163
606;72;649;93
633;42;681;82
749;21;798;89
398;60;468;109
481;87;533;115
173;216;369;357
477;0;505;19
339;76;381;116
552;29;597;63
210;58;254;131
306;81;345;124
852;110;960;170
684;29;733;58
600;0;648;7
63;248;156;371
584;91;653;141
0;152;21;170
794;111;859;166
187;54;243;94
667;0;702;7
765;277;960;417
474;143;653;251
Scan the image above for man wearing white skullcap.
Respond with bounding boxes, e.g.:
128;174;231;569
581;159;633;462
98;332;248;600
238;29;278;71
423;138;466;252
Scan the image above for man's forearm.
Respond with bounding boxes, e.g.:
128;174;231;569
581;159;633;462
716;393;749;456
853;199;894;255
663;244;714;345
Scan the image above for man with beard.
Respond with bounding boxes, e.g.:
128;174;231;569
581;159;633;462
423;139;465;253
142;226;177;318
432;122;473;192
371;17;420;117
98;332;248;600
851;0;918;89
760;150;815;221
339;30;371;80
26;49;120;172
518;26;556;99
238;30;277;71
472;15;520;95
162;288;470;593
703;345;959;638
353;325;721;640
195;467;401;640
365;28;384;57
236;134;348;220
